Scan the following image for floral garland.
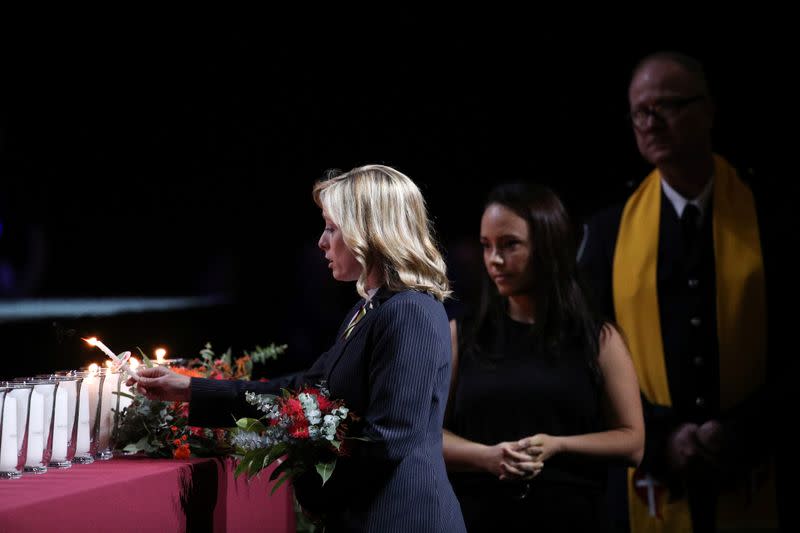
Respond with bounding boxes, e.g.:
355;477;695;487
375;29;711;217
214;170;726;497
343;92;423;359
114;342;286;459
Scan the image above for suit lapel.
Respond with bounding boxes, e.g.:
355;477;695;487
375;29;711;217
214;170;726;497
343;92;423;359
324;287;394;383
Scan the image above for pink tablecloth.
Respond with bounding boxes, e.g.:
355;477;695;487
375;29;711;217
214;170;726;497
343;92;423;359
0;455;294;533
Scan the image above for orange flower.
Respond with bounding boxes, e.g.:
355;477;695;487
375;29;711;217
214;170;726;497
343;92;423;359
171;367;205;378
181;435;188;441
170;425;179;433
173;444;191;460
173;439;182;446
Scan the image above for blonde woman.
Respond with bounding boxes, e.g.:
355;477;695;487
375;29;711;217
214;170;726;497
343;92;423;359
132;165;466;532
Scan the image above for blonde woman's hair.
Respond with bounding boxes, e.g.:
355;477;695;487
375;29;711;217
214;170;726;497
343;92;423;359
313;164;451;301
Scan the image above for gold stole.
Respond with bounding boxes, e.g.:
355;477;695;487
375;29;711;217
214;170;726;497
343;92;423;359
612;155;775;531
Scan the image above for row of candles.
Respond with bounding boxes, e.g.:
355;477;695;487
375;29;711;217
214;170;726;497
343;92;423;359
0;340;175;479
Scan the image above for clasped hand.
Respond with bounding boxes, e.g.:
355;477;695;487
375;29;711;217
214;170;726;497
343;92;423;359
488;433;558;481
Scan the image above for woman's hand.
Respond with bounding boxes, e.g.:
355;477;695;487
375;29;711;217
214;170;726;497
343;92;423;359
482;441;544;481
518;433;562;463
127;366;192;402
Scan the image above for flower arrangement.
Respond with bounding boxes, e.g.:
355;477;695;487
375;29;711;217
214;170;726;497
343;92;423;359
231;383;358;494
114;342;287;459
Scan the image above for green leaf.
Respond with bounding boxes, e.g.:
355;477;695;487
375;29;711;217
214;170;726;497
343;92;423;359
269;457;292;481
123;443;142;454
235;418;266;433
330;440;341;450
235;447;268;478
250;343;287;364
114;391;136;400
270;473;292;495
200;342;215;366
234;457;250;478
249;448;269;478
136;347;153;368
265;443;288;467
315;460;336;485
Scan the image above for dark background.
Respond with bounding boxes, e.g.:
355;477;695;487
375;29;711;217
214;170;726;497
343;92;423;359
1;28;794;378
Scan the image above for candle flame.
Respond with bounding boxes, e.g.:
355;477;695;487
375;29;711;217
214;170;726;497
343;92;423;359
129;357;140;370
84;337;99;346
105;360;113;369
88;363;99;374
155;348;167;363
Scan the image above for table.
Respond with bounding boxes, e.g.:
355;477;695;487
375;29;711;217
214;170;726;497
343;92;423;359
0;455;294;532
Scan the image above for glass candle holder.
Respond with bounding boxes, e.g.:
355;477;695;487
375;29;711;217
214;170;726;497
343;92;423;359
36;374;81;468
0;388;22;479
1;383;34;478
95;368;134;459
13;379;60;473
50;373;92;465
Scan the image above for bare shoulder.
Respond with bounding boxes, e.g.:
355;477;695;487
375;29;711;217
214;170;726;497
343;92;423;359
598;323;631;366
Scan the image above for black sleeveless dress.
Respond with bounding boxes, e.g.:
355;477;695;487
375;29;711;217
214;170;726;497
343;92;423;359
447;315;608;532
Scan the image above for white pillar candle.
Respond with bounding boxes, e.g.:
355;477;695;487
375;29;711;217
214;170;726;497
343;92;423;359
8;387;32;465
75;378;91;456
96;371;116;453
33;384;57;461
82;370;103;455
52;378;78;452
0;396;19;474
50;387;69;462
24;390;45;469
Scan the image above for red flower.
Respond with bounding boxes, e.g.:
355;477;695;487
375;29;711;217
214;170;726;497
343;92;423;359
181;435;188;442
173;439;182;446
289;423;309;439
173;444;191;460
170;425;179;433
316;394;333;412
190;426;205;437
280;398;305;420
171;402;189;418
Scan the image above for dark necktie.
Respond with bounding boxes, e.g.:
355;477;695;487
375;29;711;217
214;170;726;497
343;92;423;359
681;203;701;252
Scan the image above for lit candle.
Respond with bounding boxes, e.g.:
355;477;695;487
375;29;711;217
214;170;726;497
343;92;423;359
0;395;19;476
152;348;184;367
83;337;138;379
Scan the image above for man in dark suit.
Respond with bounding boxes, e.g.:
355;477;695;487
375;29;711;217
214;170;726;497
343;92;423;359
579;52;779;532
133;165;466;532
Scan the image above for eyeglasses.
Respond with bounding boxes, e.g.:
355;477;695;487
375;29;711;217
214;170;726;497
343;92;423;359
628;95;706;129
